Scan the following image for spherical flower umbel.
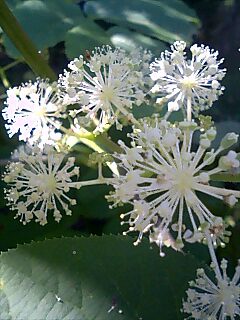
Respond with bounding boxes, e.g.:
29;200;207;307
3;145;79;225
150;41;226;120
2;79;64;147
58;45;146;132
183;259;240;319
108;118;240;252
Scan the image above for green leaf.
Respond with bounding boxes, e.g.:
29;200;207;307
73;165;115;219
211;172;240;183
84;0;200;43
0;0;56;80
76;184;114;219
107;26;168;53
0;235;201;319
65;22;110;59
0;207;81;252
132;103;156;119
4;0;84;57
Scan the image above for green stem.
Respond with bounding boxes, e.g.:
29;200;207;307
0;68;10;88
70;177;114;189
0;0;56;80
77;136;120;175
56;125;121;174
77;134;122;154
187;95;192;122
74;153;91;167
2;58;24;71
58;123;122;154
205;231;222;281
210;172;240;183
78;138;106;153
93;134;122;153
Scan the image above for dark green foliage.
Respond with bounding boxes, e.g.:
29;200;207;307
0;235;201;319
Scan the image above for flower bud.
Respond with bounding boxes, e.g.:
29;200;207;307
220;133;239;149
206;127;216;141
200;138;211;149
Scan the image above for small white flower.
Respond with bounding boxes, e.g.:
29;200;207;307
2;79;64;147
219;151;240;171
108;118;240;251
183;259;240;319
129;47;153;89
149;223;178;257
199;219;231;249
150;41;226;120
3;145;79;225
59;45;146;132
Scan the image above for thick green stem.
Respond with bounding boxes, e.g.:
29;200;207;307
57;123;122;154
0;0;56;80
58;125;121;175
92;134;122;153
210;172;240;183
77;136;120;175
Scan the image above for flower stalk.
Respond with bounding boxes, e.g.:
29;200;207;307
0;0;56;80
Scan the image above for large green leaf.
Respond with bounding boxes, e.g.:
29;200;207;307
0;208;82;252
107;26;168;53
4;0;84;57
84;0;200;43
0;235;201;319
65;22;110;59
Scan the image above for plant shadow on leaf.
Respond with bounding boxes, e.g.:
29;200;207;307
84;0;200;44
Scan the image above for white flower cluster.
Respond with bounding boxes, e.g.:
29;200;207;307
3;146;79;225
2;42;226;145
2;79;64;147
108;118;240;251
150;41;226;120
58;45;147;132
183;259;240;319
1;42;239;320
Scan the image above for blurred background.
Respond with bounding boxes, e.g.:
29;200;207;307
0;0;239;266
